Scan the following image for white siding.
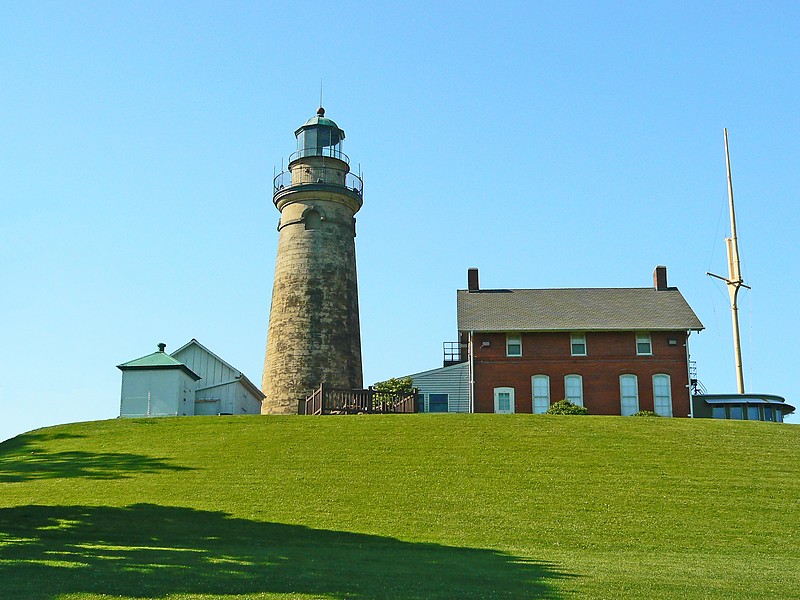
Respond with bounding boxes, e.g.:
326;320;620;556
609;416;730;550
409;363;470;413
120;369;196;417
173;341;263;415
194;381;260;414
173;344;238;387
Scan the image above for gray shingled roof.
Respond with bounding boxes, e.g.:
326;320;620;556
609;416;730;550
457;288;704;332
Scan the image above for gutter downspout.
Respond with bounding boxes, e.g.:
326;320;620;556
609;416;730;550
468;330;475;413
686;331;694;418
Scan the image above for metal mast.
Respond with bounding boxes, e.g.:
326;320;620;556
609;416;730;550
707;128;750;393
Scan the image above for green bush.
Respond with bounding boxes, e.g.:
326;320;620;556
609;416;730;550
372;376;414;408
632;410;661;417
372;376;413;395
545;399;589;415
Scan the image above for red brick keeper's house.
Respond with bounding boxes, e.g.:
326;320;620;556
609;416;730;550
451;266;704;416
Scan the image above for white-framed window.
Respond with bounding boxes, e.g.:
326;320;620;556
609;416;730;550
564;375;583;407
494;387;515;414
636;332;652;355
570;333;587;356
506;334;522;357
532;375;550;414
619;374;639;416
652;374;672;417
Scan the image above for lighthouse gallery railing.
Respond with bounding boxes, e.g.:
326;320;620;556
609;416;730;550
273;168;364;197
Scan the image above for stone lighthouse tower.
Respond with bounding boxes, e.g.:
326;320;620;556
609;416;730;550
261;108;364;414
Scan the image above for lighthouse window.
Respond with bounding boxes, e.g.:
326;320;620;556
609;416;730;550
304;210;321;230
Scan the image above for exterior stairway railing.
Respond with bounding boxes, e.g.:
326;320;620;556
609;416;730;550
301;384;419;415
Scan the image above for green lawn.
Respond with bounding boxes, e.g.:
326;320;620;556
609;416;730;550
1;415;798;599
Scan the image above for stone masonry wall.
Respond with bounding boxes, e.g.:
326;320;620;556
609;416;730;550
262;186;363;414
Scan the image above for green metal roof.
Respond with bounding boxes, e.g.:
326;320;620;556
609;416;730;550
117;350;202;380
303;116;339;128
294;108;345;138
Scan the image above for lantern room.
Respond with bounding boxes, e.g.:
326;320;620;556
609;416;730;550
293;107;347;162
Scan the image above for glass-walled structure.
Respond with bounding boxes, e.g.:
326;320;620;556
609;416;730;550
692;393;794;422
292;108;347;162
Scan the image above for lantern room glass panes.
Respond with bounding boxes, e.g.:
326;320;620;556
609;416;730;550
297;126;344;159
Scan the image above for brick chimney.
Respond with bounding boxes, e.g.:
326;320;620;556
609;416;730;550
468;268;479;292
653;265;668;291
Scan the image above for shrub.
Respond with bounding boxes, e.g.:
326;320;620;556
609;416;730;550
372;377;414;409
373;376;413;395
632;410;661;417
545;400;588;415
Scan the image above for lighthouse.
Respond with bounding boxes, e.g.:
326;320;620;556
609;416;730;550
261;108;364;414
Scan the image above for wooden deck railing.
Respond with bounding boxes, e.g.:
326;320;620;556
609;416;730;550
301;384;419;415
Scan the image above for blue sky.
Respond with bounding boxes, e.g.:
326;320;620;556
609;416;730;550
1;1;798;441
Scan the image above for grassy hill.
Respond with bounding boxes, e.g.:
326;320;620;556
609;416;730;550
1;414;798;599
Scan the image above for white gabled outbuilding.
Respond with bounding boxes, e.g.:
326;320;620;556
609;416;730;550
408;362;470;413
117;340;264;418
118;343;202;417
171;339;264;415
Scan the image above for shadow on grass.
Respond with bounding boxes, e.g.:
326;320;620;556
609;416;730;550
0;431;192;482
0;504;575;599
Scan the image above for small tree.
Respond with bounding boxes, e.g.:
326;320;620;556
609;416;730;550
545;399;589;415
372;377;414;409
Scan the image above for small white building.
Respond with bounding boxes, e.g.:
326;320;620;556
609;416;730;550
118;340;264;417
408;362;470;413
171;339;264;415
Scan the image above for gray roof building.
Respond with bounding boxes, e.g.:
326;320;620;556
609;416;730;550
457;286;704;332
